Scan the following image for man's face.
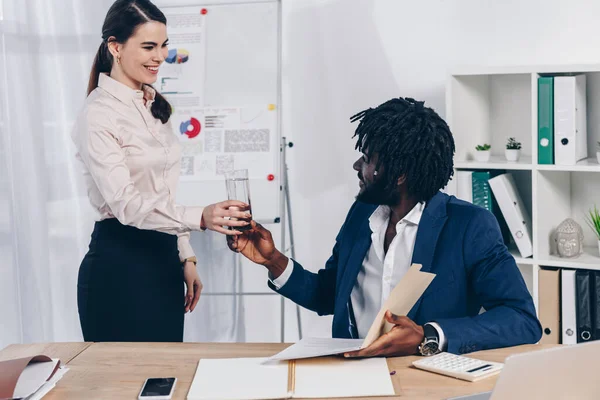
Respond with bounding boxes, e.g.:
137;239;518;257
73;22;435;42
353;152;400;205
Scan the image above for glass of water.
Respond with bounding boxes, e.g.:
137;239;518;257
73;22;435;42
224;169;252;230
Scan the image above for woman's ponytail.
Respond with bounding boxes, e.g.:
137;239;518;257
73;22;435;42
87;41;113;96
149;88;172;124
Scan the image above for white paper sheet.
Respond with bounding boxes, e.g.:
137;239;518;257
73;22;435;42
25;367;69;400
294;357;395;399
267;338;363;362
267;263;436;362
187;358;289;400
14;359;60;399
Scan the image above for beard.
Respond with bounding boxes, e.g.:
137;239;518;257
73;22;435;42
356;177;401;206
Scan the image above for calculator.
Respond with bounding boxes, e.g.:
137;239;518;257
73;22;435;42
412;352;504;382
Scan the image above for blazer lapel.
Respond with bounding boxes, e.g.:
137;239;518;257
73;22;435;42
407;192;448;320
336;217;372;315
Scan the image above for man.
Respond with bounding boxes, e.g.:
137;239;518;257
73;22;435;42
228;97;542;357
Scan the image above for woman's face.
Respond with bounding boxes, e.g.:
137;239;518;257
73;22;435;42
111;21;169;88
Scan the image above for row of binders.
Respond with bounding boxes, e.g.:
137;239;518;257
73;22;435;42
445;170;533;258
539;268;600;345
538;74;588;165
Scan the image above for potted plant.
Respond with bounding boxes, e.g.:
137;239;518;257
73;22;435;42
474;144;491;162
585;205;600;255
505;137;522;162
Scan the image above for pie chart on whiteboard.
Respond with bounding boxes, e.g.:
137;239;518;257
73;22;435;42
179;118;201;139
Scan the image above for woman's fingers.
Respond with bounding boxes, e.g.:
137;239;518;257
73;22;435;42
190;281;202;312
220;200;249;209
223;219;250;228
185;280;194;313
228;210;252;219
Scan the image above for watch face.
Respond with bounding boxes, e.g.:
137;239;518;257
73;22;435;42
421;341;440;356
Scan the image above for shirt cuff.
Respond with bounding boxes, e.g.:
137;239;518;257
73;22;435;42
269;258;294;289
182;206;205;231
177;233;196;262
426;321;447;351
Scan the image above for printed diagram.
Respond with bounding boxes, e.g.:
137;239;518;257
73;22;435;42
166;48;190;64
179;117;202;139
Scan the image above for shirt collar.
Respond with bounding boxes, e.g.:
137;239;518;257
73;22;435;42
98;73;156;105
368;202;425;232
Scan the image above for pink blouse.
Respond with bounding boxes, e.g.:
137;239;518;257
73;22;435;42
71;73;203;261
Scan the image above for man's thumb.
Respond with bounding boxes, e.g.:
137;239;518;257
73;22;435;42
385;310;405;325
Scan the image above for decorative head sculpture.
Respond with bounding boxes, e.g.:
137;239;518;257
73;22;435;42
555;218;584;258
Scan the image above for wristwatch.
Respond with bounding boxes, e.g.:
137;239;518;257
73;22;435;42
184;256;197;265
419;323;441;356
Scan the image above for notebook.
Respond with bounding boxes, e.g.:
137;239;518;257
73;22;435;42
186;356;395;400
0;355;68;400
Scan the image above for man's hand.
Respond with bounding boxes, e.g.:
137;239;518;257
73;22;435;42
343;311;425;358
227;221;288;277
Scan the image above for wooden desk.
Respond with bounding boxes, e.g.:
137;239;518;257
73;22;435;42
0;342;557;399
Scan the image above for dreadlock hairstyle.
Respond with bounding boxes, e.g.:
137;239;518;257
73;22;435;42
351;97;455;203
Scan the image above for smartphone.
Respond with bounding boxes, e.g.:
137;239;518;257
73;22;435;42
138;377;177;400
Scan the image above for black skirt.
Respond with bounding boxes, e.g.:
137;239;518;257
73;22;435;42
77;218;185;342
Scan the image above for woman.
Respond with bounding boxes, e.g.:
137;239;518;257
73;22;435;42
72;0;250;342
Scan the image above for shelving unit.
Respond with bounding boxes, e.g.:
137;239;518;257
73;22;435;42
446;64;600;312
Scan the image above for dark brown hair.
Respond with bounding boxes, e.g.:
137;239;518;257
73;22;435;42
351;97;455;202
88;0;172;123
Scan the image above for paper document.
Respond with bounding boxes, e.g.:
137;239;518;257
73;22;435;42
268;263;435;362
188;358;288;400
186;356;394;400
293;357;394;398
25;366;69;400
13;358;61;399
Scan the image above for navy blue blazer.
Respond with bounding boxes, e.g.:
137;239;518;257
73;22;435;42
270;191;542;354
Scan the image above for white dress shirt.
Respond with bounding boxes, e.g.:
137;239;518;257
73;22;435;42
71;73;204;261
272;202;446;349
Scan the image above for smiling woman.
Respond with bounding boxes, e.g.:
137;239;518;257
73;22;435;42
71;0;251;343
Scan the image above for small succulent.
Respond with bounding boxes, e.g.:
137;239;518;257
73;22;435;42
506;137;522;150
475;144;491;151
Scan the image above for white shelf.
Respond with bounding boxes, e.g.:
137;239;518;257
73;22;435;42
510;248;535;265
538;247;600;270
455;155;533;171
447;64;600;312
450;63;600;76
536;157;600;172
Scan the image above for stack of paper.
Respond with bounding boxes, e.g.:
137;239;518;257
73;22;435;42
0;355;68;400
187;357;395;400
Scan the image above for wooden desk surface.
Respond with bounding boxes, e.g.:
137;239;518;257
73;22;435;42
0;342;557;400
0;342;92;364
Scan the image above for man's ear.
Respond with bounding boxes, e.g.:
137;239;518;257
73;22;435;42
397;175;407;186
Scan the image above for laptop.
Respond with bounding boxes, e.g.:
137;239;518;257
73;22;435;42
448;341;600;399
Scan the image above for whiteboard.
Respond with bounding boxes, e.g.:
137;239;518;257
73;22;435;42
161;1;281;223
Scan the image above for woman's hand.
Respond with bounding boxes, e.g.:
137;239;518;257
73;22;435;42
201;200;251;235
183;261;202;313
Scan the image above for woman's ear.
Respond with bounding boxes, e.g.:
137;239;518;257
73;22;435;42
106;37;120;59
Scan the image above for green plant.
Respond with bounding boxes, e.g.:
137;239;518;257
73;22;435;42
585;205;600;240
506;137;522;150
475;144;491;151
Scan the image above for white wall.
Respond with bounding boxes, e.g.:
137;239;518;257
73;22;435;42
4;0;600;347
281;0;600;338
